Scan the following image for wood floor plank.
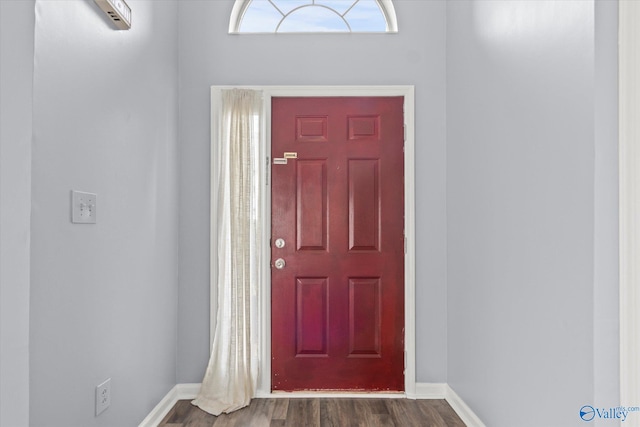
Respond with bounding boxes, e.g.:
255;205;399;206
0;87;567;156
271;398;289;421
208;411;236;427
160;400;193;425
346;398;393;426
320;398;357;427
181;402;216;427
157;397;467;427
319;398;338;426
367;413;396;427
430;399;467;427
210;412;240;427
360;398;389;415
414;399;448;427
353;399;380;427
252;398;277;425
285;398;320;427
388;399;418;426
385;399;439;426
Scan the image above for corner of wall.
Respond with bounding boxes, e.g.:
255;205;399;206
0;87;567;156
0;1;35;426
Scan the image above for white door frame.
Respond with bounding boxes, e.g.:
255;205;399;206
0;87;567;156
210;85;416;398
619;2;639;409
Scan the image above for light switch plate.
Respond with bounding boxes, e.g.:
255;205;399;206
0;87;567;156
71;191;97;224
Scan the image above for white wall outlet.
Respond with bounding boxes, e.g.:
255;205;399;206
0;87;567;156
95;378;111;416
71;191;97;224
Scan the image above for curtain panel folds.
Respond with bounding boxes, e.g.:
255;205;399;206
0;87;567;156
192;88;262;415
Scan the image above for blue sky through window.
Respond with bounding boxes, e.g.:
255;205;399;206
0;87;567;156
238;0;390;33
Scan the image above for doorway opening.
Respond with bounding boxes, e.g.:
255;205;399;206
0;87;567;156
210;86;416;397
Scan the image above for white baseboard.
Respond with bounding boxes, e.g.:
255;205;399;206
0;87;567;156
445;385;486;427
175;383;201;399
410;382;447;399
140;382;484;427
138;383;201;427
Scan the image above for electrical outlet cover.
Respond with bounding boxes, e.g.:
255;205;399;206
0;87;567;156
71;190;97;224
96;378;111;416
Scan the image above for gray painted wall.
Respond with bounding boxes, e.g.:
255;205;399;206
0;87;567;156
29;1;179;426
177;0;449;384
447;1;618;426
0;2;34;426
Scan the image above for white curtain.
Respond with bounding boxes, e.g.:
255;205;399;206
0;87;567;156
192;88;262;415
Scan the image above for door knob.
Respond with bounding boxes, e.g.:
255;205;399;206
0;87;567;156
274;258;286;269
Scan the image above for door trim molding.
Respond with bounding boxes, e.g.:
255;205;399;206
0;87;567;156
211;85;416;396
619;1;640;408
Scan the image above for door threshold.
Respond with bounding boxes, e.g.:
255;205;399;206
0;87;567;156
260;390;406;399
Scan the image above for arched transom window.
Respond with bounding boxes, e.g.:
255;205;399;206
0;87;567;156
229;0;398;34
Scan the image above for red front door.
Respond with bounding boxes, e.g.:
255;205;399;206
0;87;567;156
271;97;405;391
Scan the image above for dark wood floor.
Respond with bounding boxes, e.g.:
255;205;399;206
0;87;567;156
158;398;466;427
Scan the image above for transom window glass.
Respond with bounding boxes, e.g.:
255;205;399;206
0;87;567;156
230;0;398;33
